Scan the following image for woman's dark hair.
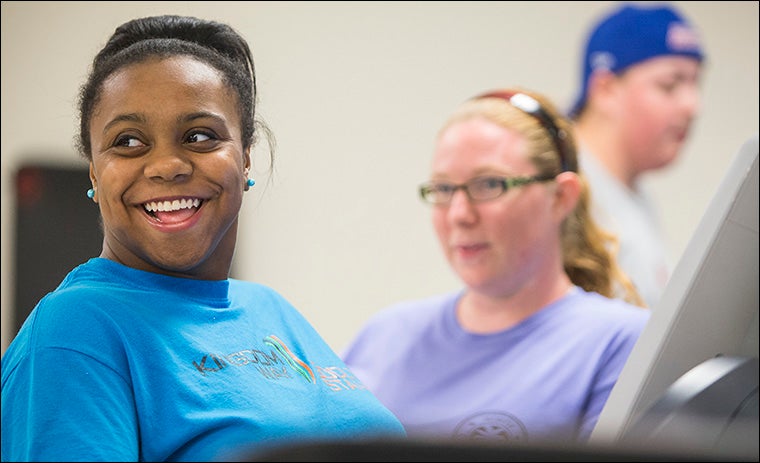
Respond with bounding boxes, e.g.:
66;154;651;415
76;15;272;163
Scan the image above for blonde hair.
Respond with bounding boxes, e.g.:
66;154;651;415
440;87;645;307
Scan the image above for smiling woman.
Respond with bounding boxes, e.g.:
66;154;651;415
0;14;405;462
87;55;250;278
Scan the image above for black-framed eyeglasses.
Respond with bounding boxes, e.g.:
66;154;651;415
419;174;555;205
474;91;575;173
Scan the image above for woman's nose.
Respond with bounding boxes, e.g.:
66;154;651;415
143;144;193;182
446;188;478;224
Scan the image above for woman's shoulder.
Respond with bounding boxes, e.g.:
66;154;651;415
567;288;651;325
228;279;293;306
8;275;128;366
360;291;460;330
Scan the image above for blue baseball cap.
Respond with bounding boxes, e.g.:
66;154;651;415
569;3;705;118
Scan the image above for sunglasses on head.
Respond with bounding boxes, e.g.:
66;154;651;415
474;90;574;173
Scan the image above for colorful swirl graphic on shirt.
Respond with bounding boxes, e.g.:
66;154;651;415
263;334;316;383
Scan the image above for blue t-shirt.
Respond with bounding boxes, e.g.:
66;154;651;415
1;258;405;462
342;287;649;443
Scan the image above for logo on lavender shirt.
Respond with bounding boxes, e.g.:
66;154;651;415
453;411;529;441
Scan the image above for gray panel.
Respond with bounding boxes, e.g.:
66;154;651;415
591;134;759;445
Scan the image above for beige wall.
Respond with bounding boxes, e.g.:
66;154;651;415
2;1;758;355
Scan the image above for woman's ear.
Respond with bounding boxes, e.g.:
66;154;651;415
242;147;255;191
88;162;96;187
244;146;252;172
553;171;581;221
88;162;98;203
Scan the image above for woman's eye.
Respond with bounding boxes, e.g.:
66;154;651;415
186;132;215;143
114;135;145;148
481;178;504;189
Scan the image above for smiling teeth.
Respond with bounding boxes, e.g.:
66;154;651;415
144;198;201;213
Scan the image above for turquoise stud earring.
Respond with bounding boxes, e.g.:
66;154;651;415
247;178;255;188
86;188;96;199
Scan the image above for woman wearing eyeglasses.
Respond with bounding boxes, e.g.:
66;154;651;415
342;87;650;444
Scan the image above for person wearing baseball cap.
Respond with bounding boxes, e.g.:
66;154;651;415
569;2;705;309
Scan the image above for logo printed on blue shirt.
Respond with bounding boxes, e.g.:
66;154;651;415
263;334;316;383
191;335;367;392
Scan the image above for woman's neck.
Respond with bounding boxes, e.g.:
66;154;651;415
456;278;574;334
